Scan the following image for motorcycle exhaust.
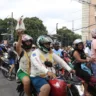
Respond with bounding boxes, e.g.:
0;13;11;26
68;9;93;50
0;66;9;72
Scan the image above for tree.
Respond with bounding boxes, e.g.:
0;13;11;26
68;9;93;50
24;17;47;42
57;26;81;46
0;17;47;43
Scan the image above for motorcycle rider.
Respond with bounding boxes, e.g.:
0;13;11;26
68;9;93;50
53;41;63;57
7;44;17;81
15;31;33;96
72;39;96;96
30;35;75;96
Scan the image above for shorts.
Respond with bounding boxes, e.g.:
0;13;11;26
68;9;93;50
17;69;29;81
9;58;15;65
30;76;48;93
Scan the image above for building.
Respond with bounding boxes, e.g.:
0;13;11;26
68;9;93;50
82;0;96;42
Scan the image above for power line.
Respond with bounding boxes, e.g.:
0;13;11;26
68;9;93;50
70;10;82;14
73;23;96;31
73;0;96;7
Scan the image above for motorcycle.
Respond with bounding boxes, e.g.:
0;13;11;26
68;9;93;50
63;52;96;96
54;64;85;96
16;61;85;96
0;52;16;80
63;71;85;96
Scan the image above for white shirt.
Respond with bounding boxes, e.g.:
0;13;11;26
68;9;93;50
30;49;72;77
84;47;91;57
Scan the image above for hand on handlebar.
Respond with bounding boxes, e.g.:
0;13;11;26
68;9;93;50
70;69;75;74
47;71;56;79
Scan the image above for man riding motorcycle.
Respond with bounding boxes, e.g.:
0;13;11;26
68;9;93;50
30;35;75;96
53;41;63;57
16;31;33;96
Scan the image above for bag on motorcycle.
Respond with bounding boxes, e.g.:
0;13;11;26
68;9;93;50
81;63;92;75
48;79;67;96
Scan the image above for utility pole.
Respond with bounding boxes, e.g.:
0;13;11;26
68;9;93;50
72;20;74;31
11;12;14;42
56;23;58;34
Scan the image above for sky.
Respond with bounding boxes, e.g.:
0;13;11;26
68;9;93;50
0;0;82;35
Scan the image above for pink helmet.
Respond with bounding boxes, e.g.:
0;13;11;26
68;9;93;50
91;29;96;38
22;34;33;50
22;34;33;42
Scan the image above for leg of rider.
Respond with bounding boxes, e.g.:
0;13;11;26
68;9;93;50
75;68;91;96
39;84;51;96
9;64;15;75
9;59;15;76
22;76;31;96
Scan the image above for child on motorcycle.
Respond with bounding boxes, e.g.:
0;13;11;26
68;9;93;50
30;35;75;96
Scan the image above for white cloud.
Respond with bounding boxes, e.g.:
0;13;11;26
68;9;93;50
0;0;82;34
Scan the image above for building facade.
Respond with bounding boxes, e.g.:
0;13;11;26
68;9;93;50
82;0;96;42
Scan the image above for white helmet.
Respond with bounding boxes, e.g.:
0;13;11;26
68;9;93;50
73;39;83;45
91;29;96;38
32;44;36;48
13;42;17;47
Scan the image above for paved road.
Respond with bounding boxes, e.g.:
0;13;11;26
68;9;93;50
0;70;19;96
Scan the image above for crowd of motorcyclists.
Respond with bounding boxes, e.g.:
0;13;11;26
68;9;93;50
0;29;96;96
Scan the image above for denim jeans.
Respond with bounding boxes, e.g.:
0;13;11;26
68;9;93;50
91;63;96;77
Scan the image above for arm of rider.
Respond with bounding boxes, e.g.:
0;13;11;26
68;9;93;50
53;53;75;73
16;31;23;56
73;51;89;63
31;51;56;78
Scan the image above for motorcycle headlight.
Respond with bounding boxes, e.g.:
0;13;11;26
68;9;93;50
75;84;84;96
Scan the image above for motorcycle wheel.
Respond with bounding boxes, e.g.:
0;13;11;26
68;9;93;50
19;91;37;96
67;85;80;96
1;66;10;78
19;91;25;96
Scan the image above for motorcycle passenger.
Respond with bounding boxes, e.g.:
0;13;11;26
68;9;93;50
30;35;75;96
16;31;33;96
91;29;96;77
72;39;96;96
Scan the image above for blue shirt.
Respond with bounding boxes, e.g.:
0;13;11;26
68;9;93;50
53;49;63;57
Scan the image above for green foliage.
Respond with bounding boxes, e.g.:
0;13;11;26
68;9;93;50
57;26;81;46
24;17;47;42
0;17;47;43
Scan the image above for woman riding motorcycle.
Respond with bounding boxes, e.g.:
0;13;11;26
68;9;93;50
30;35;75;96
72;39;96;96
16;31;33;96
